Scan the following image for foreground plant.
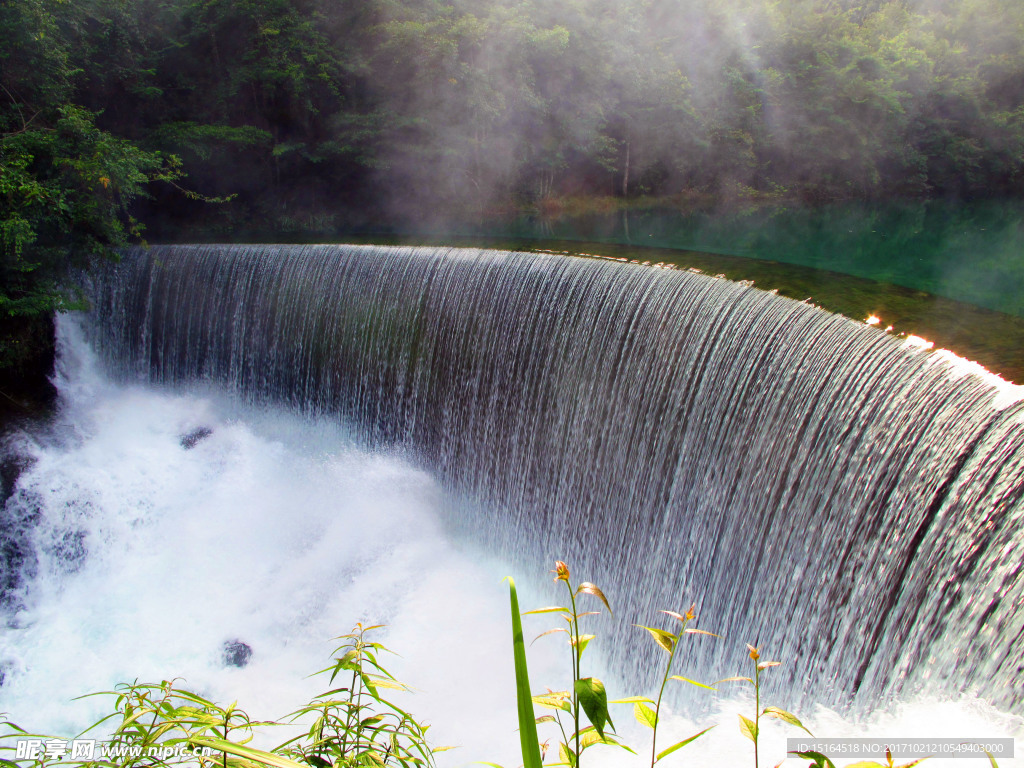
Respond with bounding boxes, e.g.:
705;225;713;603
613;605;717;767
525;561;631;766
276;623;440;767
0;678;286;768
719;644;812;768
0;625;439;768
508;577;543;768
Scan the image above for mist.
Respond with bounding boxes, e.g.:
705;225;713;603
27;0;1020;233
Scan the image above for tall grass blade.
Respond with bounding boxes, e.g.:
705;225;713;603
508;577;544;768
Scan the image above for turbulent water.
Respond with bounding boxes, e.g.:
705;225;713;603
2;243;1023;765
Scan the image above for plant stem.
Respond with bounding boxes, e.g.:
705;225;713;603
651;619;686;768
342;651;359;757
754;663;761;768
567;581;581;763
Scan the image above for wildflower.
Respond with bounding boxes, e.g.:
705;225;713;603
552;561;570;582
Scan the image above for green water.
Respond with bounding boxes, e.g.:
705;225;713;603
457;199;1024;319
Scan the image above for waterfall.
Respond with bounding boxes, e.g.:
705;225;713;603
85;243;1024;713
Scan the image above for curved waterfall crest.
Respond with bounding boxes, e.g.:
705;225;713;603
87;243;1024;711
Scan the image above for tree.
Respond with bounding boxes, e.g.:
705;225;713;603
0;0;184;387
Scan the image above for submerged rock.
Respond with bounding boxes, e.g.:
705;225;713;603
0;448;35;508
0;453;41;614
180;427;213;450
222;640;252;668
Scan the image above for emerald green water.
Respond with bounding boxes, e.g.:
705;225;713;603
459;199;1024;319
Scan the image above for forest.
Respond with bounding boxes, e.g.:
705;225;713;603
2;0;1024;389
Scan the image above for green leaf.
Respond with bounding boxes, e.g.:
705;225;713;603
571;634;595;655
507;578;544;768
684;628;721;638
637;625;675;653
762;706;812;735
188;738;306;768
669;675;716;690
559;740;577;767
574;677;613;740
359;671;379;697
738;714;758;742
655;725;716;762
575;583;612;615
532;693;571;712
609;696;655;704
715;676;753;685
789;750;837;768
578;728;607;751
337;649;359;667
531;628;569;645
572;726;635;754
983;749;1001;768
523;606;570;615
368;678;406;691
633;702;657;729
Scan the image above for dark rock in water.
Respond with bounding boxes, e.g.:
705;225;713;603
180;427;213;450
51;527;87;573
1;452;35;508
0;536;35;612
0;466;42;614
222;640;252;668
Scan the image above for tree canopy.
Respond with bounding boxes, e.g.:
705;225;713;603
6;0;1024;231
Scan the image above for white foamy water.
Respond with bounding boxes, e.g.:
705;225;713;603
0;318;1020;767
0;319;555;762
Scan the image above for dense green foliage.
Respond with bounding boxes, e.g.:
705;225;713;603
0;0;184;320
9;0;1024;235
0;0;186;387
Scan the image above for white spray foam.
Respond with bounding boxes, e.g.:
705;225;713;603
0;317;1020;767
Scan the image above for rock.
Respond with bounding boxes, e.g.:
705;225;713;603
222;640;252;668
180;427;213;450
0;457;41;614
0;448;35;508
